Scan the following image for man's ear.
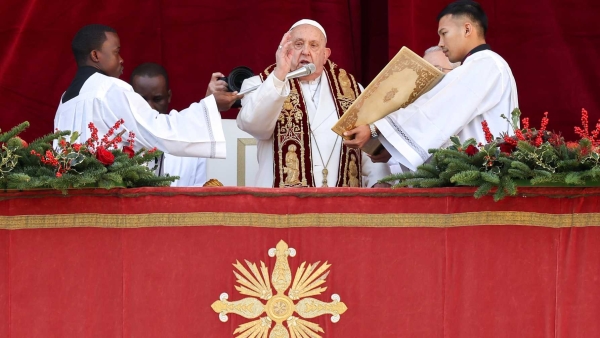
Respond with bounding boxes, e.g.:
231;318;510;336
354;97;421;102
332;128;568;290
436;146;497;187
324;47;332;63
167;89;172;104
464;22;473;37
90;50;100;63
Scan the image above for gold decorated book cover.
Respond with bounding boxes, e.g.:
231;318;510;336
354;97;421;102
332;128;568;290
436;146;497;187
332;46;444;138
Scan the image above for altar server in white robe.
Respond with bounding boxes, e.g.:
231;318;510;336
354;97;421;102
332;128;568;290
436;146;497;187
237;19;390;188
130;63;207;186
344;0;518;171
55;24;241;159
383;46;461;174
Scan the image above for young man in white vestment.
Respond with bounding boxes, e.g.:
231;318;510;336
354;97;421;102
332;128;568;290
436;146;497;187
130;63;211;186
237;19;390;188
385;46;460;174
55;24;242;159
344;0;518;172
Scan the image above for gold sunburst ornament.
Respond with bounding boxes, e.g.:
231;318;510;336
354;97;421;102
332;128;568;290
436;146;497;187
211;240;348;337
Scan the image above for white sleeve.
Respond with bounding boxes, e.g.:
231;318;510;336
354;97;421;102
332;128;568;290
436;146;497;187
374;57;502;170
360;151;392;187
237;73;290;140
193;158;207;186
103;86;226;158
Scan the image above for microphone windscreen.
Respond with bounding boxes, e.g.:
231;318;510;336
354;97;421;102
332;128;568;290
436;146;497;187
307;63;316;73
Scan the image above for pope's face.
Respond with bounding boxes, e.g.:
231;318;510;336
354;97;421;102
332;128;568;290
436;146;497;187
289;24;331;81
423;50;454;73
437;14;469;63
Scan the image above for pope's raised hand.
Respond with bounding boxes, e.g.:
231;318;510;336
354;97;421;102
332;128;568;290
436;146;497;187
274;32;293;82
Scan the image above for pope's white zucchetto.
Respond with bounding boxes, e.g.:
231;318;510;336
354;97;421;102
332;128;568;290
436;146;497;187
289;19;327;41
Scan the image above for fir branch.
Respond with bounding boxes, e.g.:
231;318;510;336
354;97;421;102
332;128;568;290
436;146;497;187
480;171;500;185
474;182;493;198
565;172;585;185
450;170;482;185
0;122;29;143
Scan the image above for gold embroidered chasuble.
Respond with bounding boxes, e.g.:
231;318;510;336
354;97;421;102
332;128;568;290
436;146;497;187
259;60;362;188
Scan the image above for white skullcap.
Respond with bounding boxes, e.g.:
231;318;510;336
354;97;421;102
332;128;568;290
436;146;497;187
290;19;327;41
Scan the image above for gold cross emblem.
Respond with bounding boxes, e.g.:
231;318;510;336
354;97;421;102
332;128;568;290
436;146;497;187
211;240;348;337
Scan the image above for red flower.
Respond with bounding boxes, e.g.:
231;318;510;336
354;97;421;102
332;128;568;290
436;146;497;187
122;146;135;158
465;144;479;156
499;142;516;154
96;147;115;165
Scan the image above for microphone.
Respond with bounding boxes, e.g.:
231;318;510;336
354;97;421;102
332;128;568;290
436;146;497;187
285;63;316;80
238;64;317;95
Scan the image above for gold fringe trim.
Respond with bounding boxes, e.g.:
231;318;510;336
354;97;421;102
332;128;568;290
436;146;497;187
0;211;599;230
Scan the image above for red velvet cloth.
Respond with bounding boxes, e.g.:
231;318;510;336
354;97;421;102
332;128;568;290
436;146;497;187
1;187;600;337
1;1;599;141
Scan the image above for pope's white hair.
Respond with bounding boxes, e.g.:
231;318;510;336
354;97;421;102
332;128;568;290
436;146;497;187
424;46;461;69
424;46;443;55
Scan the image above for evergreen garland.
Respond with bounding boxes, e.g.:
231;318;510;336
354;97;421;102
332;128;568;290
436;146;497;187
0;120;178;193
380;108;600;201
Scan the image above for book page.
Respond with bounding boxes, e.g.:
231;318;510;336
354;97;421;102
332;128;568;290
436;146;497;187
332;46;444;137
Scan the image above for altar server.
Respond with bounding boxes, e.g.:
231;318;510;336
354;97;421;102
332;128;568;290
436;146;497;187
237;19;390;187
55;24;241;159
130;63;207;186
344;0;518;171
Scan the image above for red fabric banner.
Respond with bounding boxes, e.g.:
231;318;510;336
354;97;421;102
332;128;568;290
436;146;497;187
1;187;600;337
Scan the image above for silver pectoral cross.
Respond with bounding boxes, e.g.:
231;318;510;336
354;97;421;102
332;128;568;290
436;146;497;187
322;168;328;187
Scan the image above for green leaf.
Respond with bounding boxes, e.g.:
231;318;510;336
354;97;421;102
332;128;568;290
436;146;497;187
450;136;461;147
69;131;80;144
511;108;521;129
462;138;477;148
69;153;85;167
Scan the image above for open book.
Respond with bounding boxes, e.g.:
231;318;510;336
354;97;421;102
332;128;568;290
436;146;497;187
332;47;444;154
